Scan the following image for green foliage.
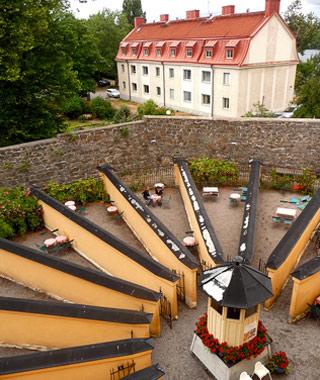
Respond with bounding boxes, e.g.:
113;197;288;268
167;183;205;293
137;100;171;117
90;97;115;119
119;127;129;138
62;96;85;119
270;170;295;191
45;178;109;205
113;105;131;123
0;187;43;239
244;102;275;117
189;158;240;186
284;0;320;53
298;169;317;195
122;0;146;27
294;54;320;118
87;10;131;79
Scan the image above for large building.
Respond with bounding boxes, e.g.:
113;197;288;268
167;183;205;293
116;0;299;117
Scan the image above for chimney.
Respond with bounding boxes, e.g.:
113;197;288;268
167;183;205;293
222;5;235;15
134;17;145;28
160;14;169;22
265;0;280;16
186;10;200;19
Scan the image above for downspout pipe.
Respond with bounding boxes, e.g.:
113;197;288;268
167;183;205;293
211;65;214;117
126;60;131;101
161;62;166;107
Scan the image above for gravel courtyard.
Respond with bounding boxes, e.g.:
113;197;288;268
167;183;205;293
1;187;319;379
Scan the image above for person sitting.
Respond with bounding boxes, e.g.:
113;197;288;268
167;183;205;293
141;187;151;205
155;186;163;196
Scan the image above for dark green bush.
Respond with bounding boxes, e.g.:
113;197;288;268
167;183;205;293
90;97;115;119
45;178;109;205
113;105;131;123
137;100;173;117
189;158;240;186
298;169;317;195
0;187;43;239
270;170;295;191
62;96;85;119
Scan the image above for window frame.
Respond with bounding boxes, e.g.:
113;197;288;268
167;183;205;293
183;91;192;102
131;65;136;74
226;48;234;59
156;67;160;77
121;64;125;72
202;71;211;83
122;81;126;89
143;84;150;94
201;94;211;105
223;72;230;86
132;82;137;92
142;66;149;76
183;69;192;81
121;47;126;55
170;48;176;57
186;48;193;58
156;48;161;57
205;49;213;58
169;88;174;100
223;97;230;109
156;86;161;96
169;68;174;78
143;47;149;56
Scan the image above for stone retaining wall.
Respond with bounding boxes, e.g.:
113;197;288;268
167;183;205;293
0;117;319;187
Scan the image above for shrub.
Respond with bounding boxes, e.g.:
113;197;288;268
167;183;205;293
189;158;240;186
0;187;43;239
45;178;109;205
90;97;115;120
137;100;173;117
298;168;317;195
62;96;85;119
270;169;295;191
244;102;275;117
113;105;131;123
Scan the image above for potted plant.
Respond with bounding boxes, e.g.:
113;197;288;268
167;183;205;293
266;351;289;374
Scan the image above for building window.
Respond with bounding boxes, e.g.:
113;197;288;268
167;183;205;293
169;68;174;78
132;83;137;92
156;48;161;57
170;48;176;57
156;67;160;77
183;69;191;80
223;97;230;109
156;87;161;96
144;85;149;94
183;91;192;102
223;72;230;86
202;94;211;105
205;49;212;58
121;64;125;72
142;66;148;75
121;47;126;55
131;47;137;55
122;81;126;89
226;49;233;59
169;89;174;100
202;71;211;82
227;307;240;320
131;65;136;74
210;297;222;314
186;48;192;57
143;48;149;56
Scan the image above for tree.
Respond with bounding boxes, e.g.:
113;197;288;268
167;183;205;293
122;0;146;27
294;54;320;118
87;10;130;79
284;0;320;53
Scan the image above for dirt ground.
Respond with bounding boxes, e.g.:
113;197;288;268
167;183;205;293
1;187;319;379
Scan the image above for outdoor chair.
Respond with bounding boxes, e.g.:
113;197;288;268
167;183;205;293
239;372;253;380
162;195;171;209
252;361;272;380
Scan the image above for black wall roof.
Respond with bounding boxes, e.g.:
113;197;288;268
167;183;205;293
30;187;178;283
0;296;152;324
0;339;154;375
174;158;224;264
122;364;165;379
238;160;260;264
266;189;320;270
291;257;320;280
98;164;198;269
0;238;160;302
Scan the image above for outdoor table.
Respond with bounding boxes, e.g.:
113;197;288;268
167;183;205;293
202;187;219;198
64;201;75;207
44;238;56;248
55;235;68;244
107;205;118;215
183;236;197;247
229;193;241;203
275;207;297;220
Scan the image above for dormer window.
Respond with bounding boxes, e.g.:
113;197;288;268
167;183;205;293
131;47;137;55
143;48;149;56
205;49;213;58
120;42;128;55
142;42;152;57
186;48;193;58
170;48;176;57
226;49;233;59
121;47;126;55
156;48;161;57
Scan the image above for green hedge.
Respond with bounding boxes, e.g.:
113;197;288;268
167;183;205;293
45;177;109;205
189;158;240;186
0;187;43;239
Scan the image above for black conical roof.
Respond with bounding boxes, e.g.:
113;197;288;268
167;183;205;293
201;257;272;309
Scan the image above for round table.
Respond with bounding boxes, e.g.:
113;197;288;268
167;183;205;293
107;206;118;215
65;201;75;206
183;236;197;247
67;205;77;211
154;183;165;189
44;238;56;248
55;235;68;244
229;193;241;201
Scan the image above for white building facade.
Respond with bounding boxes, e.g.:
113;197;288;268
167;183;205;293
116;1;298;117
